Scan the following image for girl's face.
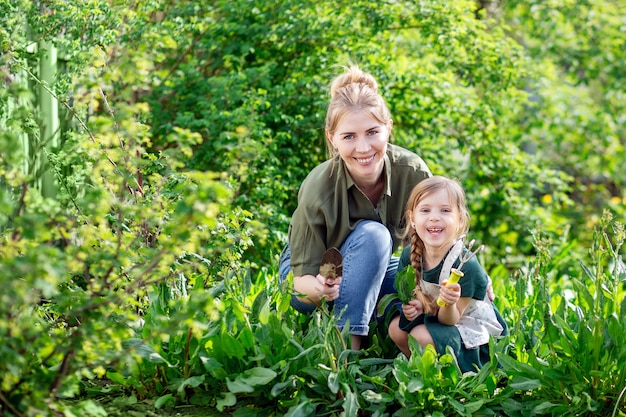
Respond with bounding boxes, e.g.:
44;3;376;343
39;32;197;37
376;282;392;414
409;188;461;252
327;111;391;187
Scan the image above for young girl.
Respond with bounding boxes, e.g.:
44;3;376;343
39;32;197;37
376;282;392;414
387;176;507;372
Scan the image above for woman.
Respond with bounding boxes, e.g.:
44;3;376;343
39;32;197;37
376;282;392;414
279;65;432;349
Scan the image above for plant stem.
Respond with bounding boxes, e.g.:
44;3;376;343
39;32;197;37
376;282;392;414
0;391;24;417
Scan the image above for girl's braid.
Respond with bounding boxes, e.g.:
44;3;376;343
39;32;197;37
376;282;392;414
410;230;438;315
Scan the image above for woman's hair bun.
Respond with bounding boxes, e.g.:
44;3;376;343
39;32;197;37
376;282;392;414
330;65;378;97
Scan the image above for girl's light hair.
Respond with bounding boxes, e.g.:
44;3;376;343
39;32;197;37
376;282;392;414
401;176;470;314
324;65;391;156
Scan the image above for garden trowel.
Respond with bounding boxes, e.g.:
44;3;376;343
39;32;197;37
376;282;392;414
319;247;342;287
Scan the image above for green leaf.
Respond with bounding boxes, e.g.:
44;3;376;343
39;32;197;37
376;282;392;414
221;333;245;359
362;389;384;403
342;385;359;416
509;376;542;390
531;401;558;414
216;392;237;412
449;398;466;415
226;378;254;394
106;372;126;385
396;266;417;304
377;292;400;317
406;377;424;393
122;338;167;364
251;289;270;325
497;354;544;379
154;394;175;409
177;375;205;394
200;355;226;379
285;399;318;417
464;399;485;414
240;366;277;387
270;376;297;397
358;358;395;366
328;372;340;394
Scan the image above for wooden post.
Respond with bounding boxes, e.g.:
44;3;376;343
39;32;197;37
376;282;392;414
38;40;59;198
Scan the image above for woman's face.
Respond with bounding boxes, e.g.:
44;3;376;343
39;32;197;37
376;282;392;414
327;111;391;187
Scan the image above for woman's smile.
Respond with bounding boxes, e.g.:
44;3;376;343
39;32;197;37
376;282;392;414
355;154;376;164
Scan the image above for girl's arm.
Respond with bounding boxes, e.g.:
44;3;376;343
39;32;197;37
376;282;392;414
437;283;471;325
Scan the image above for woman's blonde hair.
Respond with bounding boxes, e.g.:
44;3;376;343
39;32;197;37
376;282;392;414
401;176;470;314
324;65;391;156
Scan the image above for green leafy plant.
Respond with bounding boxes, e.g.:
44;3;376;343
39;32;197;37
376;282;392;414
494;211;626;416
395;265;418;305
377;265;416;321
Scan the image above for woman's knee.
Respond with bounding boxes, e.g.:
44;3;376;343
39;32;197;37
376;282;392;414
344;220;393;256
359;220;392;245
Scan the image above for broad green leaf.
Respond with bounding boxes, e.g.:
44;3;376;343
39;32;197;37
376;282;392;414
154;394;175;409
177;375;205;394
270;376;297;397
199;355;226;379
449;398;466;415
328;372;340;394
509;376;542;390
342;386;358;417
122;338;167;364
221;333;245;359
251;289;270;325
226;378;254;394
240;367;277;387
531;401;558;414
496;354;544;379
285;399;318;417
358;358;395;366
396;266;417;304
464;399;485;414
362;389;384;403
377;292;400;318
406;377;424;393
216;392;236;412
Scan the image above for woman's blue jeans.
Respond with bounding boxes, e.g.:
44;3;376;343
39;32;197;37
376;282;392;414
279;220;399;336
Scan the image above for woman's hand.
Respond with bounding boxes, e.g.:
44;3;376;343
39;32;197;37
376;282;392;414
316;273;341;301
401;299;424;321
293;274;341;305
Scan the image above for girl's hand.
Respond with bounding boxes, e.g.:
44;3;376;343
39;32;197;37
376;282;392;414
402;299;424;321
439;281;461;306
